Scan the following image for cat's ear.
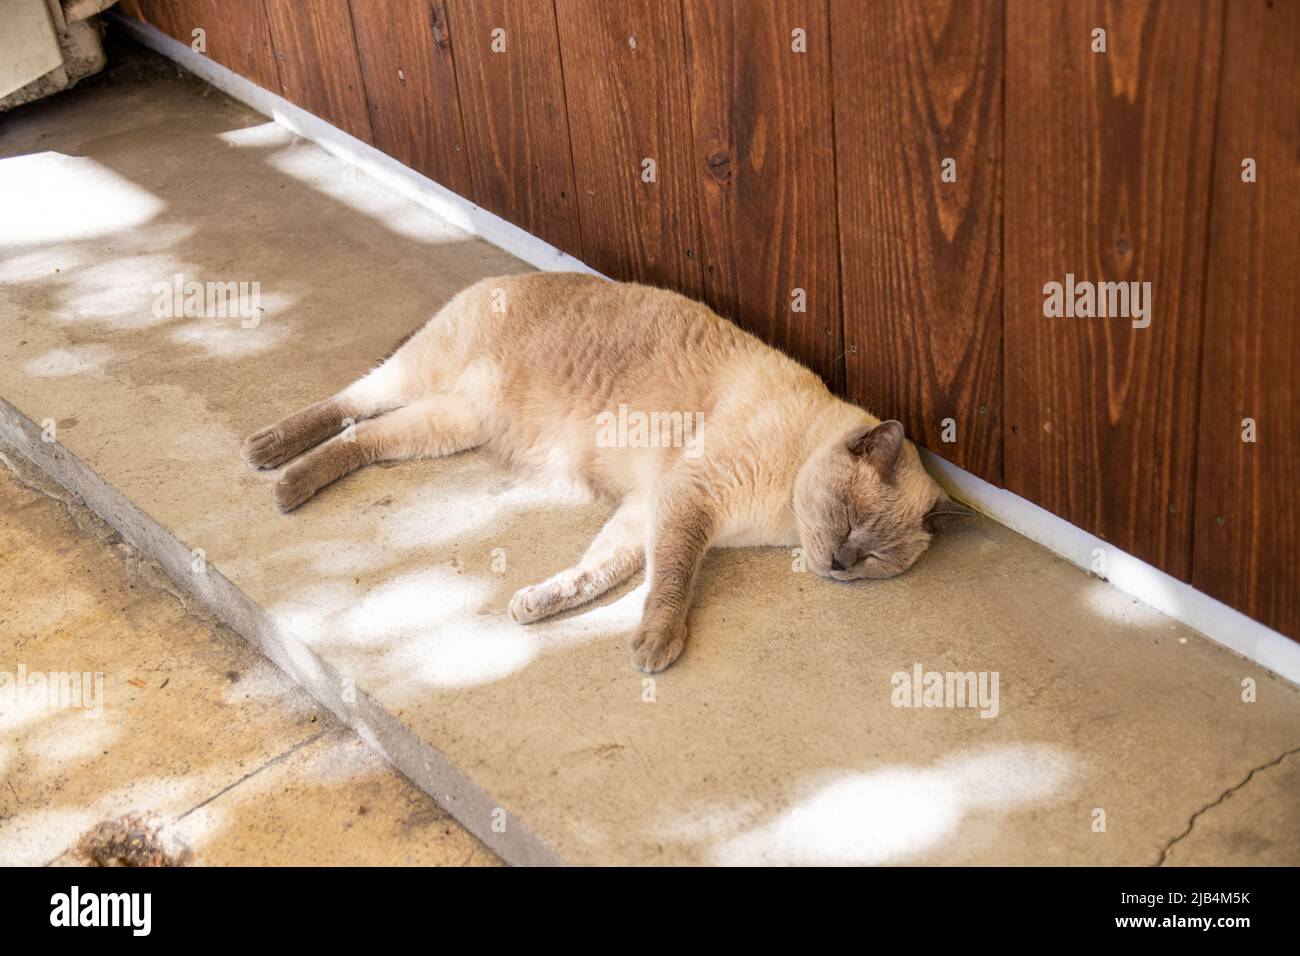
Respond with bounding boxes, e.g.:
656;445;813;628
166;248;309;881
848;420;905;480
923;493;979;534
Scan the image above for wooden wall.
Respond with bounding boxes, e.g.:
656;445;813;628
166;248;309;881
120;0;1299;642
1004;0;1223;578
1192;0;1299;640
833;0;1004;480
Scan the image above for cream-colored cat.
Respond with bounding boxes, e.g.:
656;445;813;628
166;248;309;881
242;272;970;672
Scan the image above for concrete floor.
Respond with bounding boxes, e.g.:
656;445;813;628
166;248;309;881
0;451;498;866
1;40;1298;865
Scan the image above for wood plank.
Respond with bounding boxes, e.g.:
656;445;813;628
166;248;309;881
135;0;189;43
447;0;580;254
554;0;703;294
682;0;841;386
117;1;147;21
1193;0;1300;639
136;1;281;94
832;0;1003;482
191;0;280;93
348;0;471;197
1002;0;1223;578
263;0;373;144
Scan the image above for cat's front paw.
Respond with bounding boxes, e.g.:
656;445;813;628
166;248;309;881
242;425;293;470
629;621;687;673
508;584;553;624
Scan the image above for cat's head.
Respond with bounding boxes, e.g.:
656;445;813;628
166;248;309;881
793;419;973;581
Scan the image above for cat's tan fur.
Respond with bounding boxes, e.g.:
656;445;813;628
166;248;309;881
242;272;966;671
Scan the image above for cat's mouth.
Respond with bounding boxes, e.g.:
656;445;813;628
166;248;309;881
811;541;873;581
816;551;908;582
813;556;871;582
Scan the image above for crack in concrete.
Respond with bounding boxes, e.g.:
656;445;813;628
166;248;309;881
178;730;330;821
38;731;331;867
1155;743;1300;866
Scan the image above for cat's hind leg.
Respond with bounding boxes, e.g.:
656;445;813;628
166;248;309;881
509;496;647;623
272;393;482;512
242;356;420;470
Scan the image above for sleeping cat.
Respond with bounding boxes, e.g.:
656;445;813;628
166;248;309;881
242;272;971;672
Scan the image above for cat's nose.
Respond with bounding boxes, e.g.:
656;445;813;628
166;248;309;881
831;544;859;572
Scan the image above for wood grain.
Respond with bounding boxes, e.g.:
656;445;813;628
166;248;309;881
1003;0;1223;578
554;0;703;295
263;0;373;144
348;0;471;197
134;0;185;40
683;0;841;386
1192;0;1299;639
446;0;581;254
832;0;1003;482
135;1;281;94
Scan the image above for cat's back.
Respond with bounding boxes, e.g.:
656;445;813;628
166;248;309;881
434;272;828;418
471;271;746;358
464;272;816;389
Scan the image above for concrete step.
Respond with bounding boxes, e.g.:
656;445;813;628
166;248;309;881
2;42;1298;865
0;456;498;866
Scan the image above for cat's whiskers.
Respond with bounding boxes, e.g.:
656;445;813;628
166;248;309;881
786;500;814;541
